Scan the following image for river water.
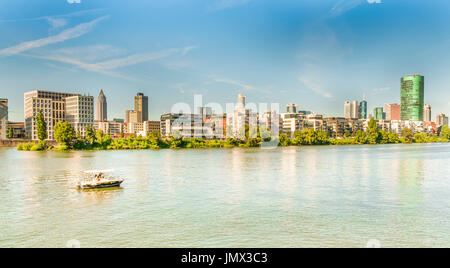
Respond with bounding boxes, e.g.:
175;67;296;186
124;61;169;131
0;143;449;248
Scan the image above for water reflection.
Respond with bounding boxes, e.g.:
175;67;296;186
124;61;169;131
0;144;449;247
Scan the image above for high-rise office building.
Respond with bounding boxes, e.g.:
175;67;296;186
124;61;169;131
97;89;107;122
436;113;449;127
384;103;401;121
237;93;246;109
374;107;384;120
66;95;94;137
423;104;431;122
401;75;424;121
24;90;80;140
0;98;8;140
134;93;148;122
286;104;299;114
344;101;359;119
359;97;368;119
344;101;352;119
351;100;359;119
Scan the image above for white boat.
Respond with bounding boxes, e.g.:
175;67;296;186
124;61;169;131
78;170;124;189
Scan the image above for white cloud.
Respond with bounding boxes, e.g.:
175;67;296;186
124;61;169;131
298;75;333;99
208;0;251;11
211;76;256;91
46;17;68;30
0;16;108;56
25;47;193;82
328;0;365;18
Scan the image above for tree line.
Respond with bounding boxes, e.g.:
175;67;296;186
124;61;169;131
17;111;450;151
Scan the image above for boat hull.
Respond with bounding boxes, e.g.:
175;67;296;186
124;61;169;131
78;181;123;189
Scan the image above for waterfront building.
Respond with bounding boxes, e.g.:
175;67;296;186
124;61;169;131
324;117;348;137
344;100;359;119
260;110;282;135
281;113;306;136
134;93;149;122
147;121;161;134
344;101;351;119
66;95;94;138
7;122;25;139
374;107;385;120
207;114;227;139
227;94;258;139
198;107;213;121
0;98;8;140
424;104;432;122
124;110;131;123
359;96;368;119
351;101;359;119
384;103;401;121
286;104;299;114
97;90;107;122
94;119;124;138
436;113;449;127
128;110;142;124
24;90;79;140
305;113;326;131
401;75;424;121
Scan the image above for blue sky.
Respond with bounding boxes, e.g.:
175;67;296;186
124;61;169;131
0;0;449;121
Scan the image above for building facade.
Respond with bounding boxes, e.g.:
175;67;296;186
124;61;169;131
401;75;424;121
436;113;449;127
0;98;8;140
374;107;384;120
384;103;401;121
24;90;79;140
7;122;25;139
424;104;432;122
65;95;94;138
134;93;149;122
359;97;368;119
286;104;299;114
97;89;107;122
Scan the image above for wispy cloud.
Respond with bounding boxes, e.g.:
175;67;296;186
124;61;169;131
0;9;104;30
25;46;193;82
298;75;333;99
327;0;365;18
211;76;256;91
0;16;108;56
207;0;251;12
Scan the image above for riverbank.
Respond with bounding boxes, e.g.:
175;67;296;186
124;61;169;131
15;134;450;152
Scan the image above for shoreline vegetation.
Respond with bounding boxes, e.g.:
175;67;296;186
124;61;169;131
17;117;450;152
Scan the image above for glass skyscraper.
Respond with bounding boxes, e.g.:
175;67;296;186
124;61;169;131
359;99;367;119
401;75;424;121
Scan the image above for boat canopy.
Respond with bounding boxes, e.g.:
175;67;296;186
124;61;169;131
83;169;114;174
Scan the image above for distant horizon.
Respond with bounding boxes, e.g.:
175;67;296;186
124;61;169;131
1;0;449;121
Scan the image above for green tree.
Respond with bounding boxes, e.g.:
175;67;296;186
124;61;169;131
354;130;367;144
85;125;96;144
401;128;414;143
414;132;429;143
440;125;450;140
35;110;47;142
54;121;75;147
344;130;352;138
8;127;13;139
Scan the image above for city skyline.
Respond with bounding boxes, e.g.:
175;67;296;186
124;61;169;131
1;0;450;122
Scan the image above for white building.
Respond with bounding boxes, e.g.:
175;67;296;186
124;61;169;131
66;95;94;138
424;104;432;122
